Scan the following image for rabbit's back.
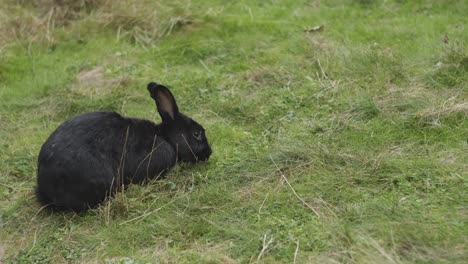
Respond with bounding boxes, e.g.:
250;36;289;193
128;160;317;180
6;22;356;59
36;111;175;211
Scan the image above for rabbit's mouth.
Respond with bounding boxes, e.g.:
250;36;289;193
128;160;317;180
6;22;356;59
198;155;210;162
195;147;212;162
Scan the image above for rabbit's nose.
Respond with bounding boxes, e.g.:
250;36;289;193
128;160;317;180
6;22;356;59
199;147;212;161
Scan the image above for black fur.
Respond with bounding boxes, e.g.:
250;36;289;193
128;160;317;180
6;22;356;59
36;82;212;211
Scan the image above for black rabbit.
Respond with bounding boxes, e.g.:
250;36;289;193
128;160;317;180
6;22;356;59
36;82;212;211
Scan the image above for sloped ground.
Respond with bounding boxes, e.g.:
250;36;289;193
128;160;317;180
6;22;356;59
0;0;466;263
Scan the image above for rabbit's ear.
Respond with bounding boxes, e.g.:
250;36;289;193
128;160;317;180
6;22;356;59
147;82;179;122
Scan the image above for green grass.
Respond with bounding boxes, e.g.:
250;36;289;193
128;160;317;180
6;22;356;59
1;0;467;263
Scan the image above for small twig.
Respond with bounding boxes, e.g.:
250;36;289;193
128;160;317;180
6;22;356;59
245;5;254;21
294;240;299;264
45;7;55;44
304;25;324;33
257;234;274;263
258;191;270;214
269;155;320;217
199;59;213;74
230;79;238;95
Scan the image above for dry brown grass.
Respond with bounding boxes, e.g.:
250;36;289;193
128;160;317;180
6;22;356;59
0;5;50;48
71;66;130;96
415;101;468;127
0;0;106;47
95;0;193;45
22;0;105;22
0;0;192;49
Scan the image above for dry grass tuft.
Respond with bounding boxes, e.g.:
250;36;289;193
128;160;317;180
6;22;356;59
376;82;467;127
306;34;338;56
0;0;193;49
95;191;131;225
0;0;107;48
245;66;291;88
24;0;106;23
71;66;130;96
94;1;192;46
415;101;468;127
0;5;52;48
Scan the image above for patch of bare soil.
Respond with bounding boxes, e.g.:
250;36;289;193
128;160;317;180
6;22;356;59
72;66;129;96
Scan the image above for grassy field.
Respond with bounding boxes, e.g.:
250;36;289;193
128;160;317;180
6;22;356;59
0;0;467;263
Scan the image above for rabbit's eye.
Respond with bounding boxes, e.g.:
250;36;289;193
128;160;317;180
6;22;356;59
193;131;202;141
